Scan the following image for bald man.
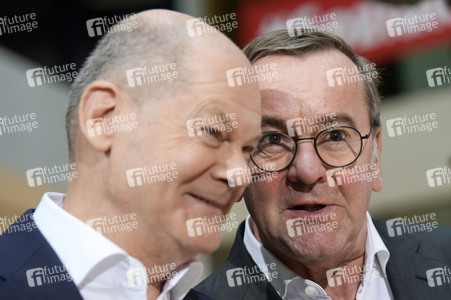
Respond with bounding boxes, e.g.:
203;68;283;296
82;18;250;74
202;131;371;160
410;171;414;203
0;9;261;300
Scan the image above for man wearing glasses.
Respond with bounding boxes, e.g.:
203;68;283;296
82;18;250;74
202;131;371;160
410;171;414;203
196;30;451;299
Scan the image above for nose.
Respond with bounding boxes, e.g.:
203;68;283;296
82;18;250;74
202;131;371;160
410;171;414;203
286;140;327;185
213;146;252;189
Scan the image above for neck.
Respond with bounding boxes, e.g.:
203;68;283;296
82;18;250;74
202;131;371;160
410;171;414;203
63;179;191;299
250;218;367;300
279;247;366;300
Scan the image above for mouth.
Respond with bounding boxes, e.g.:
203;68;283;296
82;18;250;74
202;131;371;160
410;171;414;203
189;193;223;209
290;204;327;212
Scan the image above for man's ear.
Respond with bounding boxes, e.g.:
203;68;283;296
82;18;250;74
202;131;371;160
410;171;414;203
373;127;383;192
78;80;124;154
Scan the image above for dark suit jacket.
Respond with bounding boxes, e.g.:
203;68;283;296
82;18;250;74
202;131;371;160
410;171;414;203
195;221;451;300
0;209;211;300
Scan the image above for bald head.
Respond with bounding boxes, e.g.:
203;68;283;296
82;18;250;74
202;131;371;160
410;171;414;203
66;9;249;160
62;9;262;263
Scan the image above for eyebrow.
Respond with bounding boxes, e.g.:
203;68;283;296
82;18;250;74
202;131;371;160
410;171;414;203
198;110;230;125
332;113;357;128
261;113;358;132
261;116;286;131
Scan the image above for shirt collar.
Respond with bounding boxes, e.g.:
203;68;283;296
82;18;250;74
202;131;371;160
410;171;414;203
33;192;128;286
34;192;203;299
243;212;390;298
365;211;390;278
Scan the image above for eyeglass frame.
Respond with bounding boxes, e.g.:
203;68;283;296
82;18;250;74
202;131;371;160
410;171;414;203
250;126;372;172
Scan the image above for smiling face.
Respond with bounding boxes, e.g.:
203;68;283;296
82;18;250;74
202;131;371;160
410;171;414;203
108;49;262;258
244;50;382;267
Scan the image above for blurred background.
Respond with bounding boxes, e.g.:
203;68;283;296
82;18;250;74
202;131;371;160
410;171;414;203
0;0;450;281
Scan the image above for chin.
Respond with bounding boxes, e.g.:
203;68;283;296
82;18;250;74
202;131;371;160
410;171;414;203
193;234;222;254
287;234;340;257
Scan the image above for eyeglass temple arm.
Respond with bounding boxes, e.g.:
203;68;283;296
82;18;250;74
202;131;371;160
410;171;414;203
362;133;371;139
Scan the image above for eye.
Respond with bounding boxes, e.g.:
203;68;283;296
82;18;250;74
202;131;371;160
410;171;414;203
255;132;294;156
266;133;282;144
316;128;354;150
198;127;224;147
328;129;345;142
204;127;221;138
259;132;290;147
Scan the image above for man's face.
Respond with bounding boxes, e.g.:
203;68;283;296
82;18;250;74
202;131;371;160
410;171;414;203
110;63;261;257
244;50;382;264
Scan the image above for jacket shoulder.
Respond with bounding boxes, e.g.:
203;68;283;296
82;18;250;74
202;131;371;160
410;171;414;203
0;209;43;275
0;210;82;299
184;289;214;300
373;219;451;256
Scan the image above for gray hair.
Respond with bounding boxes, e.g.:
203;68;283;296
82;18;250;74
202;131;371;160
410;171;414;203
243;29;382;133
66;15;191;161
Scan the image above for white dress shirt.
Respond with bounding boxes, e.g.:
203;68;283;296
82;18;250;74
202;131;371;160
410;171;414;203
33;192;203;300
243;212;394;300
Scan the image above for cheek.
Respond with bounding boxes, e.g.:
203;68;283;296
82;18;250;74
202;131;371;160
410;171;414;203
338;180;372;215
244;178;282;215
176;143;217;180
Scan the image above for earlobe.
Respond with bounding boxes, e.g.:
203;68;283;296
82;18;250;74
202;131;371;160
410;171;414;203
373;167;383;192
78;80;122;154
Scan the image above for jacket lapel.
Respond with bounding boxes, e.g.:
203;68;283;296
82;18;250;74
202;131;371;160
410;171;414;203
224;222;282;300
195;221;282;300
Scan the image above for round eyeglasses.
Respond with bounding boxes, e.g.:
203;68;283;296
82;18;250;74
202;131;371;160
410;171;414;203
250;126;371;172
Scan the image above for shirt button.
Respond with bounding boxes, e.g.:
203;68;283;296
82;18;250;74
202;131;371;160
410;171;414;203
305;286;316;295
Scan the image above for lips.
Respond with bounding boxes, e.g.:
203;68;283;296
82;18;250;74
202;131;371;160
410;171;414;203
286;202;337;218
291;204;327;212
189;193;223;209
